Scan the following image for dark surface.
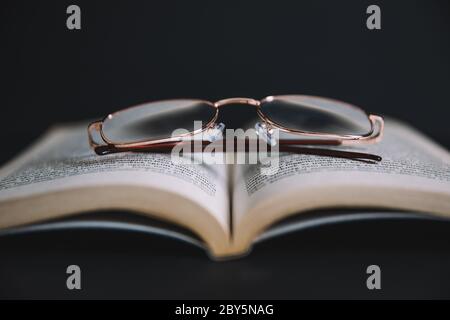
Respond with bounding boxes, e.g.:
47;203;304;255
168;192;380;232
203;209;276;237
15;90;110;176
1;215;450;299
0;0;449;299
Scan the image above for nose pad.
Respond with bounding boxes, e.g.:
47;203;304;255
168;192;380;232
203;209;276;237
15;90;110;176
204;123;225;142
255;122;277;146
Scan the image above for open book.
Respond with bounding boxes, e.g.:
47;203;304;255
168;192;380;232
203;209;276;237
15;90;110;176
0;118;449;259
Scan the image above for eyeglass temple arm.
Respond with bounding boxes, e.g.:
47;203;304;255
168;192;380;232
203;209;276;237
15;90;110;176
340;114;384;145
88;139;381;163
88;120;113;155
370;114;384;142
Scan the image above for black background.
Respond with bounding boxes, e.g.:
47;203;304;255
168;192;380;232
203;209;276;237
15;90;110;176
1;0;450;162
0;0;450;299
1;215;450;299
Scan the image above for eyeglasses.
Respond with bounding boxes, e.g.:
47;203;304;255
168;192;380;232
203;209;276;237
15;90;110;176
88;95;384;161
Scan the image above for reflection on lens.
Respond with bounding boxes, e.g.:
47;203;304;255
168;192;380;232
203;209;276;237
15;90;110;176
102;100;217;144
259;95;372;136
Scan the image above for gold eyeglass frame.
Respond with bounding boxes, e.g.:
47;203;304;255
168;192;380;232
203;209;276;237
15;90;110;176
88;95;384;161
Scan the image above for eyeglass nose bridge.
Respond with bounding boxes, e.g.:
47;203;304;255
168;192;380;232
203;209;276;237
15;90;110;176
214;97;260;108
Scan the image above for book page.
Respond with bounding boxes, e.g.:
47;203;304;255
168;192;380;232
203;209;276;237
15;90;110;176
232;119;450;253
0;123;230;255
